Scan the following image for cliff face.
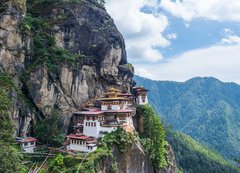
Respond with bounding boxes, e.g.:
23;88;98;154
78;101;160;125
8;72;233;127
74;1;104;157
0;0;134;135
98;142;154;173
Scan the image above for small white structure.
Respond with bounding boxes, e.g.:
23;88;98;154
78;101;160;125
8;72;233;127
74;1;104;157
19;137;37;153
133;86;149;105
66;134;97;152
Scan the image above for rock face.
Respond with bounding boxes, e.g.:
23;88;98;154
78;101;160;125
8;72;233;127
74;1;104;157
0;0;133;135
97;141;154;173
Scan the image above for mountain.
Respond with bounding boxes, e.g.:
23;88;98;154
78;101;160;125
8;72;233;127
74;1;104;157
166;130;240;173
134;75;240;160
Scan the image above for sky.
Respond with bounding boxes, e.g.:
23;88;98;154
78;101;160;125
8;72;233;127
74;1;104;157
105;0;240;83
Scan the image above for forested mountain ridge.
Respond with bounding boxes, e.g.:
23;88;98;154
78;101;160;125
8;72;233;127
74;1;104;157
166;130;240;173
134;75;240;160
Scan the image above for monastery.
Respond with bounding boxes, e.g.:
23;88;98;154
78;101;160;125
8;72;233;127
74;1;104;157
66;86;149;152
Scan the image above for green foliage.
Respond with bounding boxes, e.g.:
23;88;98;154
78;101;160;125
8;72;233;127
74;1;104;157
110;160;118;173
137;104;167;170
35;109;64;146
134;75;240;160
166;129;240;173
0;73;15;90
48;154;65;172
0;84;23;172
21;15;86;74
102;128;133;152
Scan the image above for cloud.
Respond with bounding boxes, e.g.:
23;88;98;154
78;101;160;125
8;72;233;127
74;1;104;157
105;0;170;63
220;29;240;45
160;0;240;21
106;0;240;84
166;33;177;40
135;44;240;83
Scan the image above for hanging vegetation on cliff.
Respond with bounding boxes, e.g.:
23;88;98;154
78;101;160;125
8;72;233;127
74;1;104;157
136;104;167;170
0;73;25;173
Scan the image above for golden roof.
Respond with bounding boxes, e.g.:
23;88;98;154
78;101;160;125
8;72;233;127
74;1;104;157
98;97;127;101
108;87;122;93
85;101;94;107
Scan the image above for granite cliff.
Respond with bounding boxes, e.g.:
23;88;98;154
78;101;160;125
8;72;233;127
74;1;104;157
0;0;133;136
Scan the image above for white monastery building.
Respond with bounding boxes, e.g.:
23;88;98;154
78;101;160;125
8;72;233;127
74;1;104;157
66;86;149;152
18;137;37;153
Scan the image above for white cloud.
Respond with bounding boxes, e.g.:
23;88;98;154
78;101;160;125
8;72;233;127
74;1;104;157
160;0;240;21
105;0;169;63
221;35;240;45
220;29;240;45
184;23;190;28
135;45;240;83
166;33;177;40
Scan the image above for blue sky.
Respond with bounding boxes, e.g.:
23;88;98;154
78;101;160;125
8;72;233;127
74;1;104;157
105;0;240;83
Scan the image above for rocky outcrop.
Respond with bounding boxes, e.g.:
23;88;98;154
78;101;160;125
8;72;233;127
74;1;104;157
97;141;154;173
0;1;34;136
0;0;133;135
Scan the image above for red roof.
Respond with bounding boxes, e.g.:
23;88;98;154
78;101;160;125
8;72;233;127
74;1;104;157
66;134;90;140
75;111;104;115
19;137;37;143
133;86;149;92
82;107;100;111
117;109;134;113
104;109;134;113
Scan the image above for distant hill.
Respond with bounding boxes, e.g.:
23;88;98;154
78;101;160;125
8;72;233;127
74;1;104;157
166;130;240;173
134;75;240;159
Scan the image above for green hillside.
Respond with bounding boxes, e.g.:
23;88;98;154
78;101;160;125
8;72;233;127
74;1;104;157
134;75;240;160
166;130;240;173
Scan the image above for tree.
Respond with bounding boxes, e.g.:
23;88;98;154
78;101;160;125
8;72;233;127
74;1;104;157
35;109;64;146
0;89;23;172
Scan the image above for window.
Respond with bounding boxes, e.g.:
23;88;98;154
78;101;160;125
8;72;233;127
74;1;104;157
86;122;88;126
24;142;28;146
88;122;90;126
91;122;93;127
94;122;96;127
30;142;34;145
